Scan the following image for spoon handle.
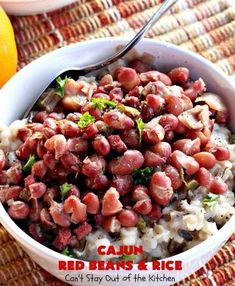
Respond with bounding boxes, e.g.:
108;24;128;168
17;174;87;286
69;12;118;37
84;0;178;73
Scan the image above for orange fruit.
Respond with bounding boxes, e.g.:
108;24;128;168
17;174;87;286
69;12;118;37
0;6;17;88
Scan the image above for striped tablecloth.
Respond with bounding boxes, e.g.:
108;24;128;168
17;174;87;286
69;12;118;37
1;0;235;285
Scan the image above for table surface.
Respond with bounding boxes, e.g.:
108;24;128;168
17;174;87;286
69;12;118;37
1;0;235;285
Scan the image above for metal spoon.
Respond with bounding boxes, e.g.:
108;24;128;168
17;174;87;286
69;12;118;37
23;0;178;118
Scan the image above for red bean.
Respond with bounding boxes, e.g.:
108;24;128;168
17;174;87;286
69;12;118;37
139;71;172;86
28;223;44;242
103;111;134;130
144;150;165;167
109;87;123;103
165;94;183;116
108;150;144;175
29;199;44;222
148;204;162;221
117;67;140;91
32;160;48;179
8;201;30;219
50;201;71;227
33;111;48;123
142;81;166;96
129;59;151;73
63;195;87;223
124;96;139;107
44;134;67;159
141;102;155;122
173;138;201;156
82;155;105;177
184;79;205;101
48;112;65;121
6;162;22;185
168;67;189;85
196;168;211;187
174;121;188;134
111;175;133;196
216;110;228;124
82;193;100;214
62;94;87;111
181;94;193;111
164;165;182;190
85;174;109;190
209;177;228;194
67;138;88;154
74;222;92;240
150;172;173;206
146;94;162;113
101;187;123;216
150;142;172;159
36;141;47;159
60;153;81;173
186;128;211;147
40;208;56;229
132;185;149;201
16;144;31;161
117;209;138;227
52;227;72;250
66;112;82;122
142;119;165;144
102;216;121;233
82;123;99;139
164;131;175;142
171;150;200;175
128;86;141;97
0;186;22;203
99;74;113;86
193;152;216;169
29;182;47;199
57;120;80;138
92;135;111;156
159;114;179;132
43;152;57;170
133;199;152;215
213;147;230;161
121;129;139;149
17;127;32;141
108;135;127;153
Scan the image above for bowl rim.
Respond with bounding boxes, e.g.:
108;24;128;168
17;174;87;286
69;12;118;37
0;37;235;271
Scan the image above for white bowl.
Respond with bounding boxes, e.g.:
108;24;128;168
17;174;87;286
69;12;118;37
0;0;77;15
0;38;235;286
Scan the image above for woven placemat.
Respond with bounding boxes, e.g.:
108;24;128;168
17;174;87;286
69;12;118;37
1;0;235;285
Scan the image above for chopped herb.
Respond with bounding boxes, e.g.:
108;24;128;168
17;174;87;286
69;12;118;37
136;118;145;144
77;112;95;128
184;180;198;191
91;98;117;110
118;105;140;117
137;216;147;232
132;167;153;185
55;76;70;98
61;247;74;257
122;254;136;261
60;182;72;201
22;154;36;172
202;193;219;207
230;134;235;144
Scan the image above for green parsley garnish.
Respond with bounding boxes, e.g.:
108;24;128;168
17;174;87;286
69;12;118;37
122;254;136;261
61;247;74;257
136;118;145;144
60;182;72;201
230;134;235;144
132;167;154;185
91;98;117;110
77;112;95;128
202;193;219;207
180;169;198;191
55;76;70;98
22;154;36;172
